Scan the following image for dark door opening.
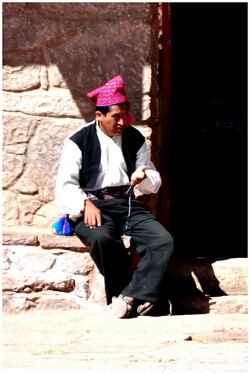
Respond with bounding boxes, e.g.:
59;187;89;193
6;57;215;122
165;3;247;258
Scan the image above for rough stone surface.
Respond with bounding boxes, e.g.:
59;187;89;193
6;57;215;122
2;2;160;227
2;227;248;314
166;257;248;296
2;240;106;313
39;234;89;251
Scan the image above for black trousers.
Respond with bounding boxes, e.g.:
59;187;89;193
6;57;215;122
74;199;174;305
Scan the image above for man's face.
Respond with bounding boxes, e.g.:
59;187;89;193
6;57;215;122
96;104;130;137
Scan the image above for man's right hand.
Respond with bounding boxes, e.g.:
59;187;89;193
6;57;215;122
84;199;102;228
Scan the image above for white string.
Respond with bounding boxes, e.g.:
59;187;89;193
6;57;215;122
124;185;133;231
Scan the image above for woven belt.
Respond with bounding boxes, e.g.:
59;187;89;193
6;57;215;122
86;185;134;200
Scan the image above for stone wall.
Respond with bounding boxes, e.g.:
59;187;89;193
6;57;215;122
2;228;106;312
3;3;161;228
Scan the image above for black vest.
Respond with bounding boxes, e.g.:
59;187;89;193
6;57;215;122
69;121;145;189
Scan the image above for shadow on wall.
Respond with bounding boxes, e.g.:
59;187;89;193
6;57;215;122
3;2;158;120
2;2;159;226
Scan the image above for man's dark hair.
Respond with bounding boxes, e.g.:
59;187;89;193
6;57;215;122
96;101;129;115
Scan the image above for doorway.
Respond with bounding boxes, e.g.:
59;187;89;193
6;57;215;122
161;3;247;258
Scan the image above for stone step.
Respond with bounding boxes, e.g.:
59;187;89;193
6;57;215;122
165;257;248;297
170;295;248;315
3;227;247;297
2;227;248;314
2;226;89;251
2;291;248;315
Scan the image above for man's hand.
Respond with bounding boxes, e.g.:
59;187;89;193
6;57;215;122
131;165;147;186
84;199;102;228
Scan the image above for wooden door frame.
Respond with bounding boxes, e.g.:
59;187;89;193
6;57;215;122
158;2;172;230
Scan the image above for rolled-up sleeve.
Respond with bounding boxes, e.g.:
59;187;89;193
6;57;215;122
55;139;87;218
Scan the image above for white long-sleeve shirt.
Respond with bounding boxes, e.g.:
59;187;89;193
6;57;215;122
55;121;162;220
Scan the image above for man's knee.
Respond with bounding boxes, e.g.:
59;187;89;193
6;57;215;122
156;228;174;256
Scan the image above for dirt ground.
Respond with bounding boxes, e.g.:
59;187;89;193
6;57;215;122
2;307;248;373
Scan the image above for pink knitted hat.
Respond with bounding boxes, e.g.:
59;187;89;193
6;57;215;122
87;75;135;125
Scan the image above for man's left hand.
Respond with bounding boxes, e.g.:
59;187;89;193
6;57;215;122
131;165;147;186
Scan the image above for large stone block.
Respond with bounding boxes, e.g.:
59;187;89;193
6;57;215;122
3;3;83;51
4;245;56;273
2;290;84;312
2;191;19;226
3;65;41;92
32;201;59;228
3;112;38;146
2;241;106;313
2;89;89;118
3;50;42;67
39;234;89;251
16;195;43;225
2;152;25;189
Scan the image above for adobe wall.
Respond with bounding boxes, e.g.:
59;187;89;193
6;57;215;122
3;3;162;228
